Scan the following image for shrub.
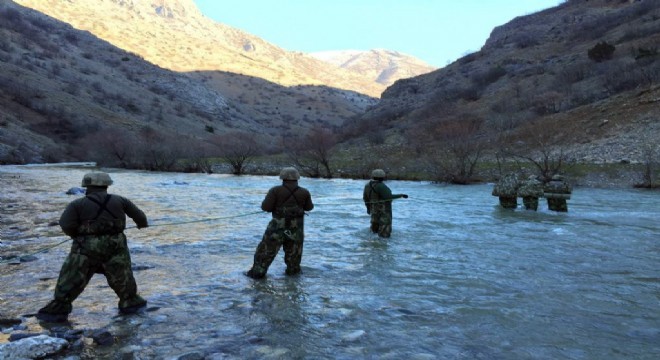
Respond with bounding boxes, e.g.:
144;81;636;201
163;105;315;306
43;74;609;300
588;41;616;62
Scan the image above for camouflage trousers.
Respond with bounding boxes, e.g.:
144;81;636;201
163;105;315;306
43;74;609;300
547;198;568;212
248;217;305;278
39;233;146;315
498;196;518;209
370;203;393;238
522;196;539;211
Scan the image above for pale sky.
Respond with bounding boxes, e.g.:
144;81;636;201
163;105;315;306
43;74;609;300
195;0;564;68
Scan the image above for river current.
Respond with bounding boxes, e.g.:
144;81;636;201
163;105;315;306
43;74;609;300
1;164;659;359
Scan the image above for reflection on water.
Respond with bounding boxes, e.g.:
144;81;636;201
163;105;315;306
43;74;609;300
1;164;659;359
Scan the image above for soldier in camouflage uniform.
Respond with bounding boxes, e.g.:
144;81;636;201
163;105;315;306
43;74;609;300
246;167;314;279
36;172;148;321
544;174;572;212
492;172;520;209
518;175;544;211
363;169;408;238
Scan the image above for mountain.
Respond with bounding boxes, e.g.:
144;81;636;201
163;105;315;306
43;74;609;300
0;0;376;166
12;0;428;98
341;0;660;180
310;49;437;87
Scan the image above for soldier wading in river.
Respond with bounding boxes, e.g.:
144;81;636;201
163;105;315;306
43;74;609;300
363;169;408;238
36;172;149;322
246;167;314;279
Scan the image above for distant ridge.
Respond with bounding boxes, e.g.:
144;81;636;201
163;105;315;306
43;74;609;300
311;49;437;87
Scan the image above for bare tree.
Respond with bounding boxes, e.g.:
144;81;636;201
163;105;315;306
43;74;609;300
76;127;137;167
215;131;261;175
505;121;575;182
286;126;337;178
424;116;485;184
636;140;659;188
135;126;180;171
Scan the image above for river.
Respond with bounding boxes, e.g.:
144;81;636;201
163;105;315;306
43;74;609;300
1;164;659;359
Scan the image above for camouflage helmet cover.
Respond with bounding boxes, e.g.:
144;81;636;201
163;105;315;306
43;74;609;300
279;167;300;180
371;169;386;179
81;172;113;187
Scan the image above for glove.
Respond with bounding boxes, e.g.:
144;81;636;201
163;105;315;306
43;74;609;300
402;194;408;199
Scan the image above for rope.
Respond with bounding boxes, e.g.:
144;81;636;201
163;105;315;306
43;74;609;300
125;210;264;229
2;198;410;264
0;210;264;265
0;238;70;264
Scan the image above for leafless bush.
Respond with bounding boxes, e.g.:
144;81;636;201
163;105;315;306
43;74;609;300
285;126;337;178
427;117;485;184
510;32;540;49
212;131;262;175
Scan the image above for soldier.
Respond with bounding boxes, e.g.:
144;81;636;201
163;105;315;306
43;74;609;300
363;169;408;238
246;167;314;279
36;172;148;322
492;172;520;209
544;174;572;212
518;175;544;211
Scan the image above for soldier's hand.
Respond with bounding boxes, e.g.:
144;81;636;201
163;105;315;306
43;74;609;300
402;194;409;198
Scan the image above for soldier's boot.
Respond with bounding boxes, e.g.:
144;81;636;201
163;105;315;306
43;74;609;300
285;266;301;276
370;223;379;233
499;196;518;209
119;294;147;314
245;268;266;279
36;300;72;322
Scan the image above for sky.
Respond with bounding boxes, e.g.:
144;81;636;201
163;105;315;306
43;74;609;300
195;0;565;68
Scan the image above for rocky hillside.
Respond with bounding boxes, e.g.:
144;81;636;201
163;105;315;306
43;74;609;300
344;0;659;174
0;1;376;166
13;0;434;98
310;49;436;87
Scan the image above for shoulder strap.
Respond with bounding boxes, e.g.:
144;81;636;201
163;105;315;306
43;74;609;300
86;194;119;220
281;186;300;206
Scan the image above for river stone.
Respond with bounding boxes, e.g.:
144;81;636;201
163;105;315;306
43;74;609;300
66;187;85;195
9;332;43;341
20;255;38;263
91;329;114;346
0;317;22;328
0;334;68;359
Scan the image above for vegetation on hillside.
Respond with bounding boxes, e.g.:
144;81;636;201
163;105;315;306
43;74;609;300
0;0;658;189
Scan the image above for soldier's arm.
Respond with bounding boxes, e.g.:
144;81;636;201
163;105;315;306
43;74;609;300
261;188;277;212
59;201;80;237
378;183;407;200
303;190;314;211
121;196;148;228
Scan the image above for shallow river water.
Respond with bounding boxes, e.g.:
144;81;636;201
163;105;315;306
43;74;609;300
1;164;659;359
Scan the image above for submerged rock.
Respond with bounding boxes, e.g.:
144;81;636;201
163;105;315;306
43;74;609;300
0;334;68;359
90;329;114;346
0;317;22;329
65;187;85;195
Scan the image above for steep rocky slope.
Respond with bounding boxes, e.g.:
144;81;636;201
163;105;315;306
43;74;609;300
13;0;422;97
349;0;659;166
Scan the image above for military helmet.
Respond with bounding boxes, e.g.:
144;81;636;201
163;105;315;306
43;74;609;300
371;169;386;179
81;172;113;187
279;167;300;180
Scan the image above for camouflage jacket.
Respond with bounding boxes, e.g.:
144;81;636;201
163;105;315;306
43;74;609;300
363;180;405;211
261;181;314;219
59;188;148;237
